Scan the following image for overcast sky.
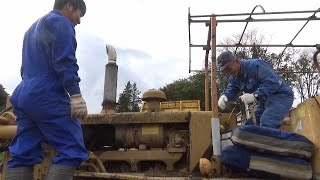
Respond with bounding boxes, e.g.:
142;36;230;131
0;0;319;113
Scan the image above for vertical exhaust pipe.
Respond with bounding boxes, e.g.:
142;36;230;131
101;45;118;113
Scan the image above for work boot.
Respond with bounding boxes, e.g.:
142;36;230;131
45;164;76;180
5;167;34;180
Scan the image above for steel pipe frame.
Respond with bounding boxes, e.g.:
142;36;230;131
191;70;320;74
234;5;266;53
190;9;320;18
188;7;320;111
190;17;320;23
276;9;320;67
313;44;320;72
191;7;320;175
191;44;318;48
188;8;320;71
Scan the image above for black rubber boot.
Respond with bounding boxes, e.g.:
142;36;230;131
5;167;34;180
45;164;76;180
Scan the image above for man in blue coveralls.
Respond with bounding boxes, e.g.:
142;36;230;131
217;51;294;129
6;0;88;179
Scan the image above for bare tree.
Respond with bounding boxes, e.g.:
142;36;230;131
292;49;320;101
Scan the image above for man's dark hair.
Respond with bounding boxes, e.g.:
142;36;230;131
54;0;86;16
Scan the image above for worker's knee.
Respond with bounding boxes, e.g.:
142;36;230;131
260;118;282;129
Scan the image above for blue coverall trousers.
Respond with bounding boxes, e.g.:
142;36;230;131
245;93;294;129
8;76;88;168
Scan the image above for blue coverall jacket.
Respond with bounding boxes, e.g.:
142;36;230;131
8;10;88;168
223;59;294;128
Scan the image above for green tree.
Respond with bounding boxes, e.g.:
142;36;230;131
0;84;8;111
131;82;141;112
160;72;206;110
117;81;141;112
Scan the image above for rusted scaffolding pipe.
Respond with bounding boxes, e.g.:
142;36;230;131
188;7;320;73
277;8;320;68
210;16;218;123
194;44;318;48
204;25;211;111
235;5;265;54
190;9;320;18
191;17;320;23
192;70;320;74
188;7;192;73
210;15;222;177
313;44;320;72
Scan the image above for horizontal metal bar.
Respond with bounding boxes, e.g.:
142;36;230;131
219;17;320;22
82;111;191;124
190;17;320;23
191;44;318;48
74;172;187;180
190;70;320;74
190;9;320;18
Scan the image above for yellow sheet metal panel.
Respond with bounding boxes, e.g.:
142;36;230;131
189;111;237;171
315;96;320;104
141;125;159;135
189;111;212;172
290;97;320;178
161;100;200;112
141;100;201;112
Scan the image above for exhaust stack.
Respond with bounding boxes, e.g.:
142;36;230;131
101;45;118;113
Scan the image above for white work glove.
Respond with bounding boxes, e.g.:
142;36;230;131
239;93;256;104
218;95;228;110
70;94;88;120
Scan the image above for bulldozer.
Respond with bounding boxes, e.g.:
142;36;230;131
0;7;319;180
0;44;239;179
0;43;318;179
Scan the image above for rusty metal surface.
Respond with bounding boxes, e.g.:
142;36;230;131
74;171;258;179
189;111;212;171
210;15;218;118
81;111;191;124
315;96;320;105
1;152;10;180
1;144;57;180
204;25;211;111
115;125;165;148
0;125;16;140
189;112;237;171
96;149;184;171
74;171;188;180
33;144;56;180
289;97;320;178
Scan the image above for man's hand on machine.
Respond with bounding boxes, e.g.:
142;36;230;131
218;95;228;110
239;93;256;104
